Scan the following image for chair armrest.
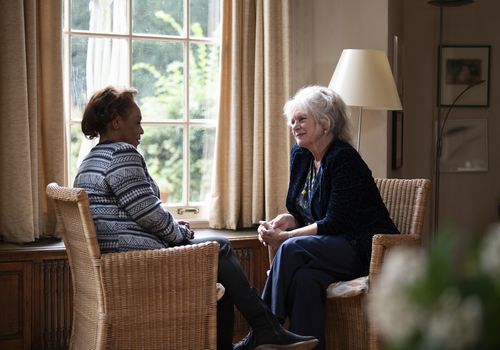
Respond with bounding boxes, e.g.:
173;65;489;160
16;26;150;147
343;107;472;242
98;241;220;347
372;233;421;247
369;233;421;286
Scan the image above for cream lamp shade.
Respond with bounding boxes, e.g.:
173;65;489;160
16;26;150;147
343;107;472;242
329;49;402;110
328;49;402;151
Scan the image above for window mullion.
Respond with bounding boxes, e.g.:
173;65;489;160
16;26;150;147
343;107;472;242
65;0;72;184
183;0;190;207
128;0;132;87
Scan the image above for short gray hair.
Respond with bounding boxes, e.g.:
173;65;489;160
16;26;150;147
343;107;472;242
283;85;353;145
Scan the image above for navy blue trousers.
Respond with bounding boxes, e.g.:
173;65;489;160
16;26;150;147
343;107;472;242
261;235;365;350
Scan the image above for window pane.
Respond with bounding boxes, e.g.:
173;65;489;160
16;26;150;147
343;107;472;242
133;40;184;121
190;0;221;38
71;37;88;120
189;43;220;120
72;36;129;120
71;0;90;30
189;126;215;202
139;125;184;203
70;124;84;182
73;0;128;34
133;0;184;36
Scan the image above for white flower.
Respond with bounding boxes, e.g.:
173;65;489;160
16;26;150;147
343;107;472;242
426;289;482;350
368;247;426;344
480;224;500;279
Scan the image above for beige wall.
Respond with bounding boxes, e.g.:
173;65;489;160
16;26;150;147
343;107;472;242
291;0;500;237
291;0;391;178
402;0;500;235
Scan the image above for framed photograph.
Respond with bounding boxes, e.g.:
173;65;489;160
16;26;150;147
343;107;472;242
392;111;403;169
440;118;488;172
439;45;490;107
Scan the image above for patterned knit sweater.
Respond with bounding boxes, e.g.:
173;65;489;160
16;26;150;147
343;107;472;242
73;141;191;253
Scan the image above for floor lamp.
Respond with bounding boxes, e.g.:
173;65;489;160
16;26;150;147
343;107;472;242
429;0;476;235
328;49;402;151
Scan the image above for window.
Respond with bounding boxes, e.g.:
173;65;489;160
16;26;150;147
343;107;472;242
62;0;221;222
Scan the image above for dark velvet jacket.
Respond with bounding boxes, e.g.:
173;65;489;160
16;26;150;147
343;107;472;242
286;139;399;271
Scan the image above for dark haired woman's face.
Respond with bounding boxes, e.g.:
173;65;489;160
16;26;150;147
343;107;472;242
116;102;144;147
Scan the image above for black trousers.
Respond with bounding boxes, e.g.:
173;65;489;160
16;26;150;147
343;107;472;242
261;235;365;350
190;236;254;350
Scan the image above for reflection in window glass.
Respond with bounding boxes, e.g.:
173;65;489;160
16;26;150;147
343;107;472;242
70;37;88;118
190;126;215;202
73;0;128;34
189;43;220;120
71;0;90;31
133;40;184;121
133;0;183;36
190;0;221;38
70;124;84;181
139;125;184;203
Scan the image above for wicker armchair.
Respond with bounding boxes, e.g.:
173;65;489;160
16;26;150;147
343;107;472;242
46;183;220;350
325;178;430;350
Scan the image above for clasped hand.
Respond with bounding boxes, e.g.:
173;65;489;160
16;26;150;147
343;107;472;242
257;214;295;250
178;220;194;240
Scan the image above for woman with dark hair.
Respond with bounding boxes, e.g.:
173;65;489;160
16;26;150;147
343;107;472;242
74;86;318;350
256;86;399;350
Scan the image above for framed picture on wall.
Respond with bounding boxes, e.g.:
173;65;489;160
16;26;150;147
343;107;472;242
440;118;488;173
439;45;490;107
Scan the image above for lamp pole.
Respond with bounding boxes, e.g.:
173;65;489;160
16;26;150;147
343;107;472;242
429;0;475;237
434;5;444;237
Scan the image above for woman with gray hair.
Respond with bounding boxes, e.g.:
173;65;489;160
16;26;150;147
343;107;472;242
254;85;399;350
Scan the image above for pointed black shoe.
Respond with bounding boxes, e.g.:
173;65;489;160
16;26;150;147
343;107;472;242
233;328;318;350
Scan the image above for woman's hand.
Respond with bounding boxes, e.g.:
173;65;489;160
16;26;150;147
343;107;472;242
178;220;194;239
258;220;289;250
269;213;297;231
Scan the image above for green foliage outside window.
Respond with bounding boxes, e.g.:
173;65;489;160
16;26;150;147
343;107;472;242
133;10;219;203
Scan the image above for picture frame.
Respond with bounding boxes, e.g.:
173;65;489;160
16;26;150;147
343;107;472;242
439;45;490;107
439;118;488;173
392;111;403;169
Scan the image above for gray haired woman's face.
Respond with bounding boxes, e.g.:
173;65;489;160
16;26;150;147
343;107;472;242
289;112;326;149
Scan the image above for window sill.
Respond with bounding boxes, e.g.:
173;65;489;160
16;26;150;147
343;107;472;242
195;228;258;241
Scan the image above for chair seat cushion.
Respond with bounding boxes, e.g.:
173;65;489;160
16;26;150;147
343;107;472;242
326;275;369;298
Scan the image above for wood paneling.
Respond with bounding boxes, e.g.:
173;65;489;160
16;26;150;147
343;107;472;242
40;260;71;350
0;233;268;349
0;262;32;350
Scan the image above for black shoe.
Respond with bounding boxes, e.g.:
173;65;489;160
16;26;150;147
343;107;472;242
233;329;318;350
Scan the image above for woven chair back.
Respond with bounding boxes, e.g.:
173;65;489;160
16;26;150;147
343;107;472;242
46;183;104;350
374;178;431;237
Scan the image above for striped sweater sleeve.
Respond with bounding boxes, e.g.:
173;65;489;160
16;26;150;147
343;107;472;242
106;145;191;244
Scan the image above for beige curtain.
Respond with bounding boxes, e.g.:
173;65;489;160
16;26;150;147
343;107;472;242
0;0;65;243
209;0;291;229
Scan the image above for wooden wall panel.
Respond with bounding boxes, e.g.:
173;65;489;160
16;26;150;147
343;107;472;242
0;262;32;350
39;260;72;350
0;235;267;348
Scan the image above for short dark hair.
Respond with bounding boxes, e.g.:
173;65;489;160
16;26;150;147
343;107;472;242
81;86;138;139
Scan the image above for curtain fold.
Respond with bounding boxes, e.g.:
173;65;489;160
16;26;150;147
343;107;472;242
209;0;291;229
0;0;65;243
